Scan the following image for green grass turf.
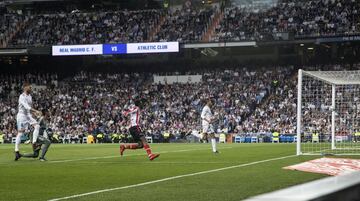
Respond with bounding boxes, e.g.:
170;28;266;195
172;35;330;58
0;143;359;201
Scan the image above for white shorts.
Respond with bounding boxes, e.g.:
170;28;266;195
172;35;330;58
16;114;37;131
202;123;214;134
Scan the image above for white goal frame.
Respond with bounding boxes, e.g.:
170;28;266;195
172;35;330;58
297;69;360;155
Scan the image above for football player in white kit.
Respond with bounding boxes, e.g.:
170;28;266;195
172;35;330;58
15;83;41;161
201;99;219;153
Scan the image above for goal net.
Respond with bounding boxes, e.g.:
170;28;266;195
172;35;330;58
297;70;360;155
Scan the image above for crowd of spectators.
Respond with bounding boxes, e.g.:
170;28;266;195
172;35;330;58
0;73;58;98
154;6;216;42
2;64;360;143
0;12;29;48
9;9;162;47
239;67;296;134
242;63;360;137
0;66;289;143
213;0;360;41
2;0;359;46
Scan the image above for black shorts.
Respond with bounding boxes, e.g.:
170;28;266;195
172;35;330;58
129;126;144;142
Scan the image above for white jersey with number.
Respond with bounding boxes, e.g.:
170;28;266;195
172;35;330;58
123;104;140;127
16;92;37;130
17;93;32;117
201;105;212;125
201;105;214;133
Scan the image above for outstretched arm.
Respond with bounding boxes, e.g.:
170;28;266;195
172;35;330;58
122;106;139;117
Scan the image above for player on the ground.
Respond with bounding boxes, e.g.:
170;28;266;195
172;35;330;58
22;109;52;161
120;98;160;161
15;83;41;161
201;99;218;153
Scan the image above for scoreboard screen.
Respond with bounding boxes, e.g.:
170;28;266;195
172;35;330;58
52;42;179;56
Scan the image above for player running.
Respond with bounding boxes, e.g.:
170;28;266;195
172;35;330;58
22;109;52;161
201;99;219;153
119;98;160;161
15;83;42;161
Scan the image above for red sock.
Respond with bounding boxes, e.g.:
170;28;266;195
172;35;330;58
125;144;139;149
143;144;152;156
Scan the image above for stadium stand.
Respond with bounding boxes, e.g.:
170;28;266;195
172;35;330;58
1;1;360;200
9;9;163;47
1;0;359;46
1;64;359;143
0;67;291;142
154;6;217;42
213;0;360;41
0;11;29;48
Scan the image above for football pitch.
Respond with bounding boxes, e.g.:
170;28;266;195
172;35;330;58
1;143;359;201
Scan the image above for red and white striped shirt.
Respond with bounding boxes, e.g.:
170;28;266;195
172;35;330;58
123;104;140;127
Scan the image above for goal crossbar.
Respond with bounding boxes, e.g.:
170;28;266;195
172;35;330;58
302;70;360;85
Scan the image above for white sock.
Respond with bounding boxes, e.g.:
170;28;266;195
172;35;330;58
32;125;40;144
211;138;217;152
15;133;23;152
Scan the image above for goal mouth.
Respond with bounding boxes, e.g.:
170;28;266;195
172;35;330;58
297;69;360;156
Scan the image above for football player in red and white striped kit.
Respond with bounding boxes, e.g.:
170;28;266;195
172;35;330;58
120;99;160;161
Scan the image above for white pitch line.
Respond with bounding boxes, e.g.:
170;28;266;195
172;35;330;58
74;161;239;164
49;155;119;163
47;154;296;201
0;146;233;166
48;147;233;164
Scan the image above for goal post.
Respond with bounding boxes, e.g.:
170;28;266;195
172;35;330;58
297;69;360;155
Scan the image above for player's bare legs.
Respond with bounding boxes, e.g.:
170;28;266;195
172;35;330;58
139;137;160;160
120;136;159;160
119;142;140;154
14;129;24;161
201;133;208;143
32;123;40;144
15;122;40;161
209;133;218;154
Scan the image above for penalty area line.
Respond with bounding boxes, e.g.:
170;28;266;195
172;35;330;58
47;154;296;201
